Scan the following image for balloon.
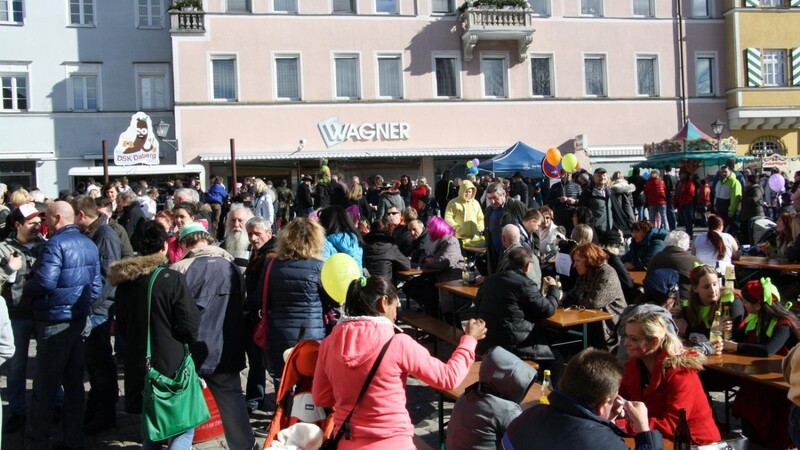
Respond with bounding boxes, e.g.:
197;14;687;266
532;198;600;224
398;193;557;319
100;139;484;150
627;168;633;177
472;158;480;167
321;253;361;304
466;161;474;169
642;170;650;180
561;153;578;173
545;147;562;166
542;159;560;179
471;167;479;175
769;173;785;193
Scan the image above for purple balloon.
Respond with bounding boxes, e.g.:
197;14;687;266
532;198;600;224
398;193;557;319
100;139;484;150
769;173;785;192
472;158;480;167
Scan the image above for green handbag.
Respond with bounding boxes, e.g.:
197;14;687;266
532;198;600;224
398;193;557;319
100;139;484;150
141;267;210;442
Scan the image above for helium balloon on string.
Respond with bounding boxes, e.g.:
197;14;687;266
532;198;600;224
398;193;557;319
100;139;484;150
472;158;480;167
769;173;785;192
466;160;473;169
561;153;578;173
321;253;361;304
642;169;650;180
545;147;562;166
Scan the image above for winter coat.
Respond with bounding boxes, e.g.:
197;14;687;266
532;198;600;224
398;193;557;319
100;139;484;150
253;192;275;222
621;227;668;270
0;235;44;320
377;190;405;221
362;231;410;281
579;187;617;246
647;246;702;303
644;177;667;206
484;198;527;274
475;269;559;360
715;172;743;217
313;182;332;209
322;232;364;267
410;228;430;264
615;304;679;362
313;316;477;449
609;179;635;238
410;184;429;212
0;297;13;367
447;347;537;450
110;253;199;414
205;183;228;205
496;242;542;287
119;201;147;243
106;216;134;258
562;263;626;349
170;245;246;375
509;180;529;205
503;390;664;450
83;216;122;318
740;183;765;219
675;177;696;208
546;180;582;228
24;224;102;323
296;183;313;209
618;350;721;445
444;180;485;240
424;235;464;313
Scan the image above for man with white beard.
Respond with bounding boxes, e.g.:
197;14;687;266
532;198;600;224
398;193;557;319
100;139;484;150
221;203;253;272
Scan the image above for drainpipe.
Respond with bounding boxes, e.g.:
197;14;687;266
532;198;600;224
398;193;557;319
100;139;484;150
677;0;687;124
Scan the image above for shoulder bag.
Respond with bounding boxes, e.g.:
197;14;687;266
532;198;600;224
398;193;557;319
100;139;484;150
141;267;210;442
253;257;276;349
319;334;395;450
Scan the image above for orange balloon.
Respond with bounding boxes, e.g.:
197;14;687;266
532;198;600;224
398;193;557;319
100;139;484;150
545;147;562;166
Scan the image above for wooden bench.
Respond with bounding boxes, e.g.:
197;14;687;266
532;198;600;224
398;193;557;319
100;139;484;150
398;311;463;356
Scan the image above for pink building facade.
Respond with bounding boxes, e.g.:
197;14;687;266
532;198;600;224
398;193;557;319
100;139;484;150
171;0;728;183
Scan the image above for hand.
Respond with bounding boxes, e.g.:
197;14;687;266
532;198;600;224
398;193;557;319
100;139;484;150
722;339;738;353
542;276;557;287
464;319;487;340
474;275;485;286
624;400;650;433
609;395;626;421
560;196;567;203
624;262;636;271
721;319;733;332
6;253;22;272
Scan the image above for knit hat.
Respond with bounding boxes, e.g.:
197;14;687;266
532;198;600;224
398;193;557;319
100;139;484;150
643;268;679;306
178;222;210;241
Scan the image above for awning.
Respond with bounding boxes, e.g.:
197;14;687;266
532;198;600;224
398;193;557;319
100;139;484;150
634;153;754;169
67;164;206;177
0;152;54;161
199;147;504;162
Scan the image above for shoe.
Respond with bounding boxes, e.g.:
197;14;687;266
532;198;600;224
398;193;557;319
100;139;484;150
4;413;25;433
84;418;116;435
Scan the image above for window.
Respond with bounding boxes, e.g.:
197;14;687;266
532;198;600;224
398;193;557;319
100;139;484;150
211;57;237;101
529;0;550;15
137;0;162;28
1;74;27;110
759;0;783;6
377;55;402;98
581;0;602;16
636;56;658;96
583;55;606;96
531;55;553;97
274;0;296;13
135;64;169;110
66;63;101;111
432;0;454;13
334;54;360;99
376;0;397;13
228;0;251;12
274;55;300;100
0;0;23;23
481;54;508;98
691;0;709;17
695;54;716;96
434;55;459;98
762;50;786;86
750;136;786;156
69;0;94;26
633;0;653;16
333;0;354;13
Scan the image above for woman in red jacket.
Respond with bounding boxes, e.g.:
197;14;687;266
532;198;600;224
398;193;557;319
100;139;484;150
644;170;667;231
675;168;696;238
618;312;721;445
410;176;431;213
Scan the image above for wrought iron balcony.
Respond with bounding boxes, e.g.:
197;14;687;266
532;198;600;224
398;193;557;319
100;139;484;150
460;7;535;62
169;10;206;34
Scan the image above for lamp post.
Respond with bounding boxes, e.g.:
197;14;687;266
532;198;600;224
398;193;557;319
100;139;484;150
155;120;179;160
711;118;725;151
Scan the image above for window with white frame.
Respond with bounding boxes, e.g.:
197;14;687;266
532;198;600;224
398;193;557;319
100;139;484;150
334;54;360;99
529;0;550;15
584;55;606;96
762;49;786;86
377;54;403;99
0;0;23;24
135;63;169;110
228;0;251;12
581;0;602;16
432;0;454;13
691;0;709;17
1;72;27;111
66;63;100;111
376;0;397;13
274;0;296;13
481;54;508;98
69;0;94;26
760;0;783;7
137;0;162;28
274;55;301;100
530;55;553;97
434;55;459;98
750;136;786;156
211;56;237;101
636;55;658;96
332;0;355;13
633;0;653;17
695;54;716;96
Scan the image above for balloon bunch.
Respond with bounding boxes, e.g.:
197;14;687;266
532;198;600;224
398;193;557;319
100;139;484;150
465;158;481;176
542;147;580;179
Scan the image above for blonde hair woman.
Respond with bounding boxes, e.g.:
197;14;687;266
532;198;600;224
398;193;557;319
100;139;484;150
618;313;720;445
570;223;594;245
10;189;31;207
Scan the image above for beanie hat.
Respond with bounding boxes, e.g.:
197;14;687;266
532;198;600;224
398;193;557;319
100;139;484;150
178;222;210;241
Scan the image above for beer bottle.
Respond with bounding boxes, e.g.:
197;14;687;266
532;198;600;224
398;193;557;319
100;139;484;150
673;408;693;450
462;256;470;284
710;310;723;354
539;370;552;405
721;303;732;340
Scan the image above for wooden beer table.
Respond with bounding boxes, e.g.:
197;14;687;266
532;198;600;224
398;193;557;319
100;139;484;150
630;270;646;286
542;307;614;349
463;245;487;254
703;352;788;391
732;256;800;272
436;280;479;300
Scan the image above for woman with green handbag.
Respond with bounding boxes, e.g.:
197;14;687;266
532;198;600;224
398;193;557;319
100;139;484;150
110;221;201;449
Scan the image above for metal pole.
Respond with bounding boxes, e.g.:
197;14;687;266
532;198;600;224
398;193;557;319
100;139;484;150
230;138;237;196
101;140;109;186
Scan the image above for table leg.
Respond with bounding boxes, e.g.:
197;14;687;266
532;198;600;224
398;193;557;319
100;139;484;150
438;392;444;447
582;324;588;349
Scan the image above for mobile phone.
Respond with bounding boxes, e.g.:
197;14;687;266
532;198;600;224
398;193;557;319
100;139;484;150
11;251;18;257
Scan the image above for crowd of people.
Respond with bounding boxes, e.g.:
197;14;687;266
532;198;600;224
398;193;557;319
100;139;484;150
1;156;800;449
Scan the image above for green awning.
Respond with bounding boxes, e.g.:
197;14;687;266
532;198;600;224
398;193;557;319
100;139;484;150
634;152;754;169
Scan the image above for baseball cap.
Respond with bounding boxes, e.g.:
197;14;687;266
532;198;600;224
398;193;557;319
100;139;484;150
178;222;211;241
593;167;607;175
13;203;44;223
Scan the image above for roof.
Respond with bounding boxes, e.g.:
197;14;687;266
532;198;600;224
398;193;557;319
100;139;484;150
199;147;504;162
67;164;206;177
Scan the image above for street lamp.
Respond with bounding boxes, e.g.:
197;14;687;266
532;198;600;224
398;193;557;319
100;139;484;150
155;119;179;152
711;118;725;149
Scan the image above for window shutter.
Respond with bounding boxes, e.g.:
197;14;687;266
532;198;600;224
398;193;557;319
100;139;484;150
743;0;759;6
746;48;763;87
792;48;800;87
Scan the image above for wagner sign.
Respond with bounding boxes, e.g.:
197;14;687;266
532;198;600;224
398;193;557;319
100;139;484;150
318;116;410;148
113;111;160;166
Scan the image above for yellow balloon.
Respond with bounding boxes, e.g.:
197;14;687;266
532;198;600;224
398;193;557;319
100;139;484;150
321;253;361;304
466;161;474;169
546;147;562;166
561;153;578;173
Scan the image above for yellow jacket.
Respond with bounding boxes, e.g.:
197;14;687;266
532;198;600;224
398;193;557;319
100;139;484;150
444;180;484;240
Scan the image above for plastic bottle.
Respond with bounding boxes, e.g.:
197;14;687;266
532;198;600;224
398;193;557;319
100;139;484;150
539;370;552;405
673;408;693;450
710;310;723;354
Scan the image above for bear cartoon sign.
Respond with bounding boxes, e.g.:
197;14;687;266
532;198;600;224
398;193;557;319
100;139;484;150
114;112;160;166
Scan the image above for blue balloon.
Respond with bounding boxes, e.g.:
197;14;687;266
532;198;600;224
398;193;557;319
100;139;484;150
642;170;650;180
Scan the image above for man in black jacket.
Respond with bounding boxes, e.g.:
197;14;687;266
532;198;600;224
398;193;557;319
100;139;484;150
296;175;314;216
579;168;619;249
547;171;582;237
117;190;147;250
484;183;527;274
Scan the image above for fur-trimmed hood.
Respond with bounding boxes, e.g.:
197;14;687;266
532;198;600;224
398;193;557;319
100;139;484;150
109;252;167;286
663;348;706;372
610;179;636;194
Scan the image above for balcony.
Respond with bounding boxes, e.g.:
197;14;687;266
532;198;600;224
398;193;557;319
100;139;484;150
460;7;535;62
169;10;206;34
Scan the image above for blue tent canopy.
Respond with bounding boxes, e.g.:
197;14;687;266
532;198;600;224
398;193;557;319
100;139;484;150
484;141;545;178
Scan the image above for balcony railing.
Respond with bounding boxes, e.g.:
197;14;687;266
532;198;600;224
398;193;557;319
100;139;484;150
460;7;535;62
462;7;533;28
169;10;206;33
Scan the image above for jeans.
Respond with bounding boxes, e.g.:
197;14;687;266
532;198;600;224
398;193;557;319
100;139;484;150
204;373;257;450
679;205;695;239
7;318;34;416
648;205;669;230
85;319;118;422
143;428;195;450
636;204;647;221
25;319;88;450
665;198;677;230
245;341;266;412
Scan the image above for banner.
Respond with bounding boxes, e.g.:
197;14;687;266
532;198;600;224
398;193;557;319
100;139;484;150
114;112;160;166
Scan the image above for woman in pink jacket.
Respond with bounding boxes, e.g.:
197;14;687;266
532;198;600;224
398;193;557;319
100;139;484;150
312;276;486;449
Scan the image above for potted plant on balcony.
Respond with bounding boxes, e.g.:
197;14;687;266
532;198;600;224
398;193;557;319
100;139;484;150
170;0;203;11
458;0;529;13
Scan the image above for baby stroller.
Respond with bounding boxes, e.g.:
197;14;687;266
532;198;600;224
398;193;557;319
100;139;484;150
750;215;776;246
263;339;335;448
